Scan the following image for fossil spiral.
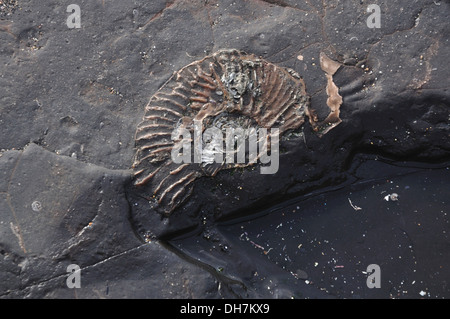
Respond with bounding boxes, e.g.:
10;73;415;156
132;49;311;215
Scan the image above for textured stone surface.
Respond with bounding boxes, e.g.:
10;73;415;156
0;0;448;298
0;144;223;298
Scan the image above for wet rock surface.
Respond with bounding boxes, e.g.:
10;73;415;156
0;0;449;298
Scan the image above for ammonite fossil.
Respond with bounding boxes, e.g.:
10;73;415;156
132;49;311;215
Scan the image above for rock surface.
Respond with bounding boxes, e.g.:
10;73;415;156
0;0;448;298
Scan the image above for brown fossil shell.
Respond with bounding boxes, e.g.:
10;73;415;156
132;49;310;215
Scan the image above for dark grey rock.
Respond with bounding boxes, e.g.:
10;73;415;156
0;0;448;299
0;144;222;298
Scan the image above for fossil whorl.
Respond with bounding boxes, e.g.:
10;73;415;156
132;49;310;215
